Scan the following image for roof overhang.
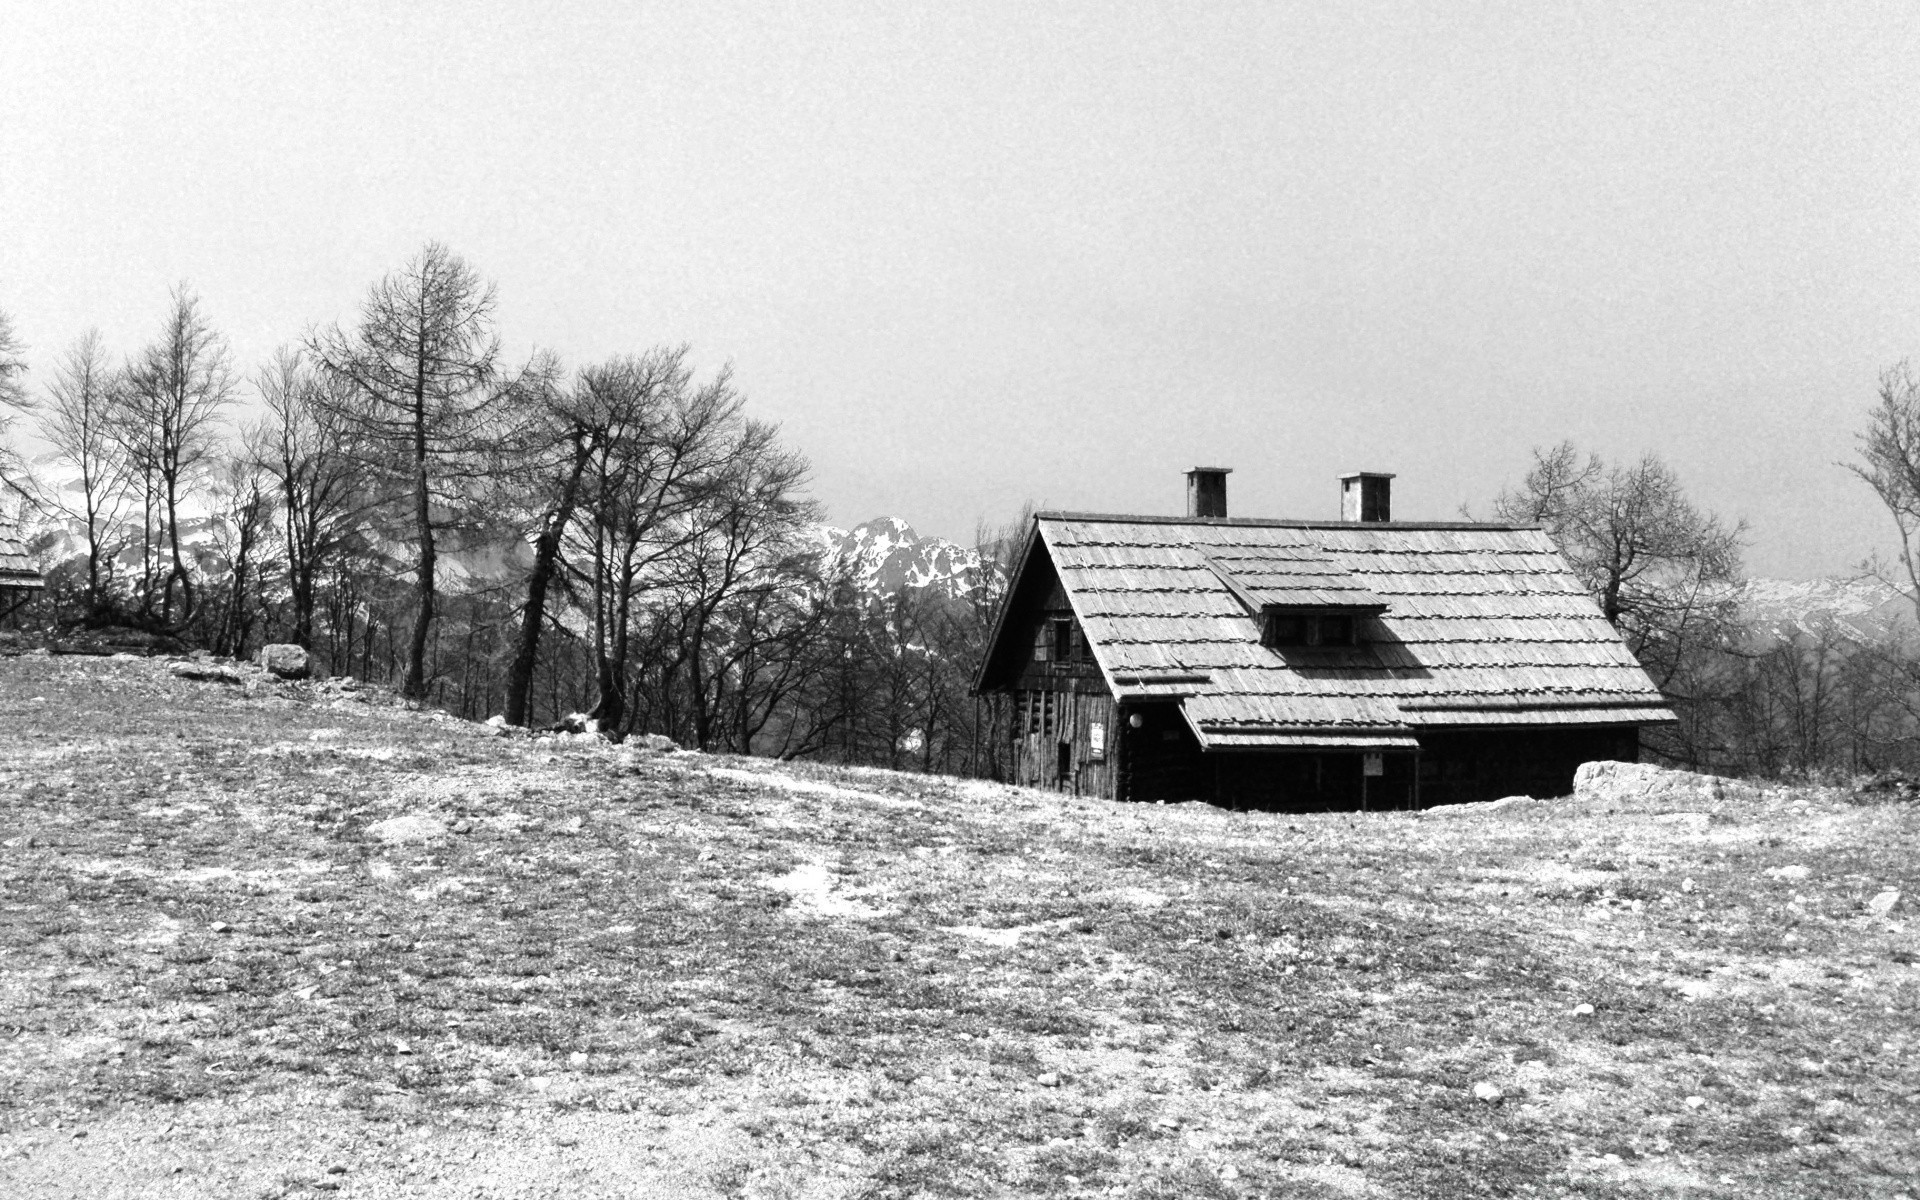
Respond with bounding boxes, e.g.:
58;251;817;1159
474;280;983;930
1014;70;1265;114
1182;708;1422;751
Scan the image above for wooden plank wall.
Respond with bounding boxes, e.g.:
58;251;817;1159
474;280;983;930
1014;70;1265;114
1013;687;1117;797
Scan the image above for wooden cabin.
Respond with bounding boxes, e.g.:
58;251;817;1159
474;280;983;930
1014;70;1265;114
0;522;42;623
973;469;1673;810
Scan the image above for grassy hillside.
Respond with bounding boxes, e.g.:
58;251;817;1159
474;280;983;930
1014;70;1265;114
0;654;1916;1199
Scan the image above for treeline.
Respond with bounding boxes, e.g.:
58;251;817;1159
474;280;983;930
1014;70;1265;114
0;244;1025;775
10;254;1920;784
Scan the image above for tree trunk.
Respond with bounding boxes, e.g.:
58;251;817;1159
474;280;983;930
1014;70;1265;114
404;400;434;701
505;446;588;726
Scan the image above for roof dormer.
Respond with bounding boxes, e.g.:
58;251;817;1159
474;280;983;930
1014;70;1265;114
1199;548;1387;650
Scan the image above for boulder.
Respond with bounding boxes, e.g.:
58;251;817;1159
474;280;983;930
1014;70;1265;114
256;643;312;680
169;661;246;685
1574;760;1761;805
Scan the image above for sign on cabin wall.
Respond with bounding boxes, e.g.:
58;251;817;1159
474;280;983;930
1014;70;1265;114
1363;752;1384;777
1089;721;1106;760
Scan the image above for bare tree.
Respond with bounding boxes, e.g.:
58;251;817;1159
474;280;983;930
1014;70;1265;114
670;420;816;750
569;358;746;734
118;285;235;625
1494;441;1745;691
1851;362;1920;626
206;457;274;657
0;306;33;508
307;242;513;701
496;354;666;727
38;330;130;620
250;348;376;650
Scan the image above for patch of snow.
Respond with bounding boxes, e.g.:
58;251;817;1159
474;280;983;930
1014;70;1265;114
704;766;922;809
946;924;1023;948
763;862;890;920
366;812;449;844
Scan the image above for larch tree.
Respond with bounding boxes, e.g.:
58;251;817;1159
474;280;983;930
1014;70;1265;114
306;242;511;701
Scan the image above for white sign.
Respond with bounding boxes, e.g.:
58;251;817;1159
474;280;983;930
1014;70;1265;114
1089;721;1106;760
1363;752;1384;777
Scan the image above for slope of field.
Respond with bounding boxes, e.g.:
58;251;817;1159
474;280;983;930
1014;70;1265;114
0;655;1916;1200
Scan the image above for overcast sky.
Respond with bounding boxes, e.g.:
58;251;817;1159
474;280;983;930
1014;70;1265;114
5;1;1918;578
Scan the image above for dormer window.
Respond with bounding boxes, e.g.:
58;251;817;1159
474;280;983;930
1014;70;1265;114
1263;609;1360;649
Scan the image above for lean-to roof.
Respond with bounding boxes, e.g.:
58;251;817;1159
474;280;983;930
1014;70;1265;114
1032;513;1673;750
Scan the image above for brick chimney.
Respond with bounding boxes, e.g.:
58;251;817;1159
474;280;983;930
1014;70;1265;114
1339;471;1394;522
1186;467;1231;519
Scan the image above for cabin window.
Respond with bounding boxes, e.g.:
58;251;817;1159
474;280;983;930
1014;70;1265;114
1265;613;1306;646
1263;611;1360;648
1052;617;1074;663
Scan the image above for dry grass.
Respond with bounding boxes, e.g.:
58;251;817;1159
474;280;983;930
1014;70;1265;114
0;653;1916;1199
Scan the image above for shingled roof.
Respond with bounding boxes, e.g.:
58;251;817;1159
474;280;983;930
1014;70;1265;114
1006;513;1673;750
0;522;42;595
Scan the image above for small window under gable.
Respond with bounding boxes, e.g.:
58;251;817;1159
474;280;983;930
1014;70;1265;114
1198;549;1385;653
1261;608;1361;649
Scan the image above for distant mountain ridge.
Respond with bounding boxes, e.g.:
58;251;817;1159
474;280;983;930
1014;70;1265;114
815;517;993;596
1739;576;1914;645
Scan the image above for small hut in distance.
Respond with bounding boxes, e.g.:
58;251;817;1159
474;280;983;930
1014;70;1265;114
973;468;1674;810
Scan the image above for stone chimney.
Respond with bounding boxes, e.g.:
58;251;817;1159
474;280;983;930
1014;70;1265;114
1186;467;1231;519
1339;472;1394;522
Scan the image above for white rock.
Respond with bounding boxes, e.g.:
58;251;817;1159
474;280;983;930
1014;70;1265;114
1685;1095;1706;1109
1575;760;1761;805
1472;1081;1504;1103
1572;1003;1595;1017
1681;878;1696;894
1868;890;1902;917
169;661;245;685
1768;865;1811;882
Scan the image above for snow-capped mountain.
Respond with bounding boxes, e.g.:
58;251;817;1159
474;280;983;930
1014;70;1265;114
816;517;995;596
1739;576;1914;645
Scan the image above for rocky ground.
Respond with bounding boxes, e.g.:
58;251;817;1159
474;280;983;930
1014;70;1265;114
0;652;1916;1199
